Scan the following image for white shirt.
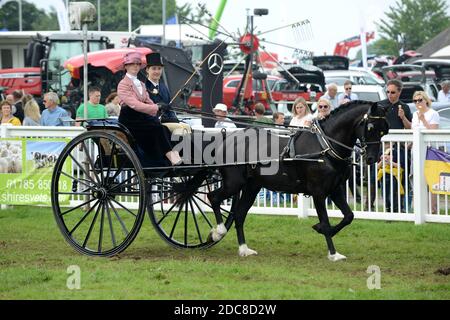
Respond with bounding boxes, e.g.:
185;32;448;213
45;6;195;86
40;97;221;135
126;73;143;95
411;109;440;129
289;114;313;127
437;90;450;103
215;118;237;128
322;93;339;110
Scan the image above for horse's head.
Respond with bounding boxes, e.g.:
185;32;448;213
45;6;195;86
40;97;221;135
355;102;389;165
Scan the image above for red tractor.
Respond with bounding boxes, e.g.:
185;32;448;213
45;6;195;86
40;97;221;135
0;32;111;105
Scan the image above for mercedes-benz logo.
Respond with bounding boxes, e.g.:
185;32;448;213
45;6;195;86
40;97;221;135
207;53;223;76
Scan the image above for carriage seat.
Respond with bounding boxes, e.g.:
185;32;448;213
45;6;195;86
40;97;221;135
162;122;192;134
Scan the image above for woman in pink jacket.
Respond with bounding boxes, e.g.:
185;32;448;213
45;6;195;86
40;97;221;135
117;51;182;165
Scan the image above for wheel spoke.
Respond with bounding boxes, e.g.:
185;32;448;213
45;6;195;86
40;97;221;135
96;138;105;185
105;142;117;183
81;141;102;185
184;201;188;246
191;196;214;228
156;199;180;225
60;171;96;190
188;199;203;243
108;197;138;218
60;198;97;217
105;199;117;248
108;192;141;197
68;200;100;236
69;153;98;186
82;201;102;248
57;192;93;196
107;198;129;236
108;174;138;192
169;203;184;239
98;202;106;252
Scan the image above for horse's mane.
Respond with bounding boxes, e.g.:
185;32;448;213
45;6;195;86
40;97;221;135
318;100;374;125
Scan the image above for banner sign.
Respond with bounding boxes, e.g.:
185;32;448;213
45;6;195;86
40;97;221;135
424;146;450;195
0;138;71;205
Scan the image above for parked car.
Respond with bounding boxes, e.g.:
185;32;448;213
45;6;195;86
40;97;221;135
412;58;450;83
381;65;439;103
324;67;385;86
188;74;281;112
337;84;387;102
312;55;349;71
271;63;326;111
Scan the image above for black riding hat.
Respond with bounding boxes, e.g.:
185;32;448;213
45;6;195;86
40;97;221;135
146;52;164;67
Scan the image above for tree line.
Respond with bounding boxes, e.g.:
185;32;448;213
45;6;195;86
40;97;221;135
0;0;206;32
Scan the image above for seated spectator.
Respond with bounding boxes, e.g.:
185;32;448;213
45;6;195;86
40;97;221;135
0;100;21;126
105;92;121;117
322;83;339;110
314;97;332;120
411;91;439;130
437;80;450;103
76;86;108;125
23;99;41;126
40;92;70;126
273;112;285;126
253;103;273;125
289;97;313;127
213;103;236;128
337;80;358;105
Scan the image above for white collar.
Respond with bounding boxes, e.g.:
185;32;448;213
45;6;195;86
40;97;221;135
126;73;139;81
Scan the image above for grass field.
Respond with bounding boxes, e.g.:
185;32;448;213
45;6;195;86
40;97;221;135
0;206;449;300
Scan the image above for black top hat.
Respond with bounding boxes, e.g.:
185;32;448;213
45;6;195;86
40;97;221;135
146;52;164;67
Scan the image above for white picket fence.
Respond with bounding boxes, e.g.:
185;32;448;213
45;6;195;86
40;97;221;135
1;125;450;224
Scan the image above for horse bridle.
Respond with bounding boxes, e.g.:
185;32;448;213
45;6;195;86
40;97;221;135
313;110;387;163
357;112;389;152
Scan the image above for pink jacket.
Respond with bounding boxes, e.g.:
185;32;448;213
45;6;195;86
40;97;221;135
117;75;158;116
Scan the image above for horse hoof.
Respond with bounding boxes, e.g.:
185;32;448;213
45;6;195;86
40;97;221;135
238;244;258;257
328;251;347;262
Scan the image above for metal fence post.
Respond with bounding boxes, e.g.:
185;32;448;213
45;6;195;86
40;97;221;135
413;129;427;224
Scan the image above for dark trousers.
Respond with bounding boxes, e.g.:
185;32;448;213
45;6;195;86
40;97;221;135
119;106;173;165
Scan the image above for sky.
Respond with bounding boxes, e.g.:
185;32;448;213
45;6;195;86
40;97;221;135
28;0;450;59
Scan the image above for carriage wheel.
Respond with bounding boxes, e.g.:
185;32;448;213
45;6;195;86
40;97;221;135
51;131;146;257
147;170;236;249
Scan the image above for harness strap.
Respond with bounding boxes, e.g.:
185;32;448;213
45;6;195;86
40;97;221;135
313;120;352;163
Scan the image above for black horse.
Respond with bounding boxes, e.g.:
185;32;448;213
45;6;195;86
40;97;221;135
206;101;389;261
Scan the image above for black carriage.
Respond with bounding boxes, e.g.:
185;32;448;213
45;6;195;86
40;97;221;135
51;120;236;257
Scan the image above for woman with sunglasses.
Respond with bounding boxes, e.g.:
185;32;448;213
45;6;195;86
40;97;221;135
411;91;439;130
314;98;333;120
289;97;313;127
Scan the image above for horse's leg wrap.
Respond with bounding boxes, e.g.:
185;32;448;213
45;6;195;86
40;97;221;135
239;244;258;257
328;251;347;262
210;223;227;242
